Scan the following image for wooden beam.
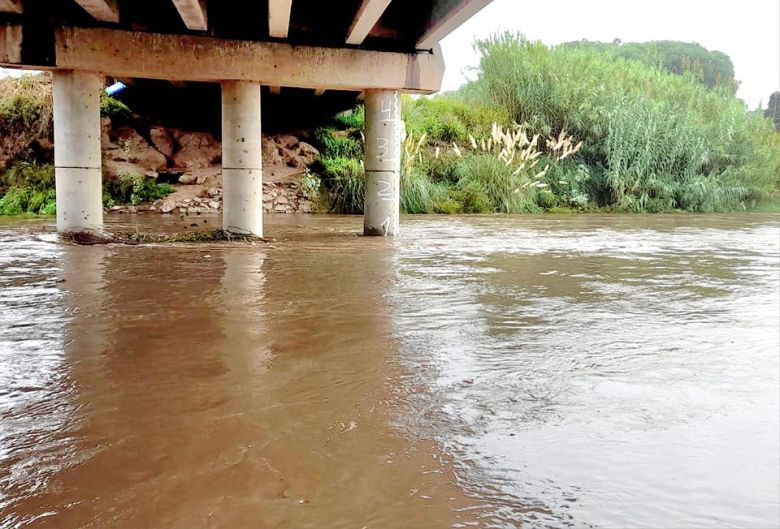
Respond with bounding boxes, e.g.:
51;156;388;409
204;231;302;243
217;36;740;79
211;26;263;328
416;0;492;50
0;22;22;64
0;0;23;14
55;27;445;93
73;0;119;23
268;85;281;95
268;0;293;39
171;0;207;31
346;0;392;45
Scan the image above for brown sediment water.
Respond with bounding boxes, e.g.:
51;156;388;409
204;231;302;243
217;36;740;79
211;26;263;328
1;213;778;528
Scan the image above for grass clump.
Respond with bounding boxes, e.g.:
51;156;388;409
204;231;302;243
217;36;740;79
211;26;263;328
103;173;174;207
317;157;365;213
0;162;56;215
100;93;132;122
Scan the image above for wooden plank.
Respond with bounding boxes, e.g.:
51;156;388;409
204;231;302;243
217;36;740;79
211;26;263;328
0;22;22;64
0;0;23;14
268;0;293;39
73;0;120;23
55;27;445;93
416;0;492;50
171;0;207;31
346;0;392;45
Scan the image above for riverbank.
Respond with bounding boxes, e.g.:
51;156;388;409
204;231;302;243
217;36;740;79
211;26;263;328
2;35;779;217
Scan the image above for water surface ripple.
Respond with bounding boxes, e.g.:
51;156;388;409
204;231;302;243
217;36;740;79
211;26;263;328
0;214;778;529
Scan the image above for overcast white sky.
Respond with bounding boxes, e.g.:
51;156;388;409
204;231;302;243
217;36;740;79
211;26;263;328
440;0;780;108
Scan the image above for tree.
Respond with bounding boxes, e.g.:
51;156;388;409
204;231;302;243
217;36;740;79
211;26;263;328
765;92;780;132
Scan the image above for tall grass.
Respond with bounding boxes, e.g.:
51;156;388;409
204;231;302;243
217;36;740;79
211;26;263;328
467;33;780;211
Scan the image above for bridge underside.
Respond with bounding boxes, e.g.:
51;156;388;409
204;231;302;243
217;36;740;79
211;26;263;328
0;0;493;236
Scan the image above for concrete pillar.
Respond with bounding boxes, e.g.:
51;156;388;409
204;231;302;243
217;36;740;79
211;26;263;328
221;81;263;237
364;89;401;236
53;70;103;232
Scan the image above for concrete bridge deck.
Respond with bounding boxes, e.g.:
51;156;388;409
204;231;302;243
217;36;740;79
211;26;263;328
0;0;493;237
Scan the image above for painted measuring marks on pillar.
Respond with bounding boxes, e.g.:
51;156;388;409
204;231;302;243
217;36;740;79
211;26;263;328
374;92;402;166
375;172;399;236
374;92;401;237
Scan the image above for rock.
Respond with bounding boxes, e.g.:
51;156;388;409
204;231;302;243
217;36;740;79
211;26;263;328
102;159;147;181
149;127;175;159
100;116;112;146
172;132;221;169
178;173;197;185
277;134;300;149
208;201;220;209
161;201;176;213
206;187;220;198
109;126;167;171
195;174;208;185
296;141;320;165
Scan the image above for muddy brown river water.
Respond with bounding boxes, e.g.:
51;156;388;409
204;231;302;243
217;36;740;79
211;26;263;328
0;213;778;529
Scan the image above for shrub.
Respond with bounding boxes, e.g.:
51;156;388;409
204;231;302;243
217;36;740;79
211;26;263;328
100;94;132;122
313;127;364;158
319;157;365;213
103;173;174;206
469;32;780;211
334;105;365;130
0;187;56;215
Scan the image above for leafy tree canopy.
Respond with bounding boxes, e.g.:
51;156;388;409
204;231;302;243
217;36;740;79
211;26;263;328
561;40;738;94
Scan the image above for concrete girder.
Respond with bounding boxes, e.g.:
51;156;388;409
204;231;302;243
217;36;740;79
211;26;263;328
54;27;445;93
268;0;293;39
417;0;492;50
171;0;208;31
73;0;119;23
346;0;392;45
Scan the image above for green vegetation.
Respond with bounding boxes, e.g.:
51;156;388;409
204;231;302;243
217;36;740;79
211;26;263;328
103;173;174;207
0;74;173;216
0;162;56;215
766;92;780;132
100;93;132;122
561;40;738;93
313;34;780;214
0;73;53;172
0;162;173;215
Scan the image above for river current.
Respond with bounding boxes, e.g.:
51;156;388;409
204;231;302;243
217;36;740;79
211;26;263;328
1;213;778;528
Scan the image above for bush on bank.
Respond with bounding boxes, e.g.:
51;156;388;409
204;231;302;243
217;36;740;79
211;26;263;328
0;74;171;215
314;34;780;214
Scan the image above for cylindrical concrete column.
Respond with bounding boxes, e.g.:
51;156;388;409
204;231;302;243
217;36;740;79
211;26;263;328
364;89;401;236
53;70;103;232
221;81;263;237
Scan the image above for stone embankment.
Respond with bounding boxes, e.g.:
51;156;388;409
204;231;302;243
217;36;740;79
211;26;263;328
101;117;321;215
